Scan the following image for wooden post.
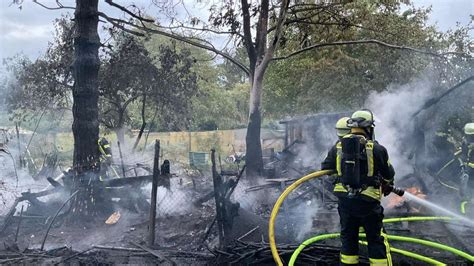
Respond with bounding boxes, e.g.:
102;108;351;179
148;140;160;246
14;205;24;242
117;141;126;178
211;149;225;248
15;122;23;168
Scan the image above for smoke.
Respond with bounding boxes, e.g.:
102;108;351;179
250;73;456;241
366;76;434;178
232;178;277;211
140;178;195;216
0;166;44;215
298;120;338;168
291;200;319;241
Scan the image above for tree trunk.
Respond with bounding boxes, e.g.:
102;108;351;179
70;0;101;217
245;72;264;177
72;0;100;171
114;106;127;145
133;94;147;151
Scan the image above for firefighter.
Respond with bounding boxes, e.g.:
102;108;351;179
460;122;474;214
322;109;395;265
336;117;351;139
98;137;113;180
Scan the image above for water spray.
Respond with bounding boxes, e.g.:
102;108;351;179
386;186;474;226
403;192;474;226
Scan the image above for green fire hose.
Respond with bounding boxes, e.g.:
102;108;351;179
289;233;446;265
359;240;446;266
289;232;474;265
383;216;452;223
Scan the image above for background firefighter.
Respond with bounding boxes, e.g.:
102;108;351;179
336;117;351;139
321;110;396;265
434;122;474;214
98;137;113;180
460;123;474;214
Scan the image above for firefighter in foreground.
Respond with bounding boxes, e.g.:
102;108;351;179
322;110;395;265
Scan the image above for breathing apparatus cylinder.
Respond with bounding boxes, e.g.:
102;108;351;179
341;136;362;189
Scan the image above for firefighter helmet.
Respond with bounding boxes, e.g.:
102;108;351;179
348;109;375;128
464;123;474;135
335;117;351;137
99;137;110;146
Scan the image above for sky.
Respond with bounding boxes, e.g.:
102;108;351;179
0;0;473;63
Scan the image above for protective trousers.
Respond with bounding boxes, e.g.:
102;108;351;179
338;198;392;265
460;168;473;214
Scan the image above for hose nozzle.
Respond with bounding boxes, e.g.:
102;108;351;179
391;186;405;197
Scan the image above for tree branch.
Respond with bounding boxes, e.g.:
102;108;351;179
104;0;154;23
98;12;147;37
98;12;250;75
106;99;122;109
122;95;139;110
287;2;348;14
157;23;243;38
268;17;387;37
272;39;473;61
255;0;269;58
258;0;290;71
32;0;74;10
241;0;257;68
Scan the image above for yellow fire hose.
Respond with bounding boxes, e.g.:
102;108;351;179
289;233;474;265
268;170;472;265
269;170;334;266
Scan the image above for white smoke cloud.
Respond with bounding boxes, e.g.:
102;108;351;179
142;180;194;216
366;76;435;178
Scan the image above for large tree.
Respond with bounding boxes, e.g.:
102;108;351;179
10;0;156;216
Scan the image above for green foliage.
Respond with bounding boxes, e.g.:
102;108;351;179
144;34;249;131
263;2;473;118
2;17;73;122
99;33;158;134
2;1;472;135
191;82;249;130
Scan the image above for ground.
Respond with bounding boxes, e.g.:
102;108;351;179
0;171;473;265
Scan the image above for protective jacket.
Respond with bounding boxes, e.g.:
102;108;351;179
98;138;113;181
321;133;395;202
460;142;474;170
98;138;113;164
322;132;395;265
